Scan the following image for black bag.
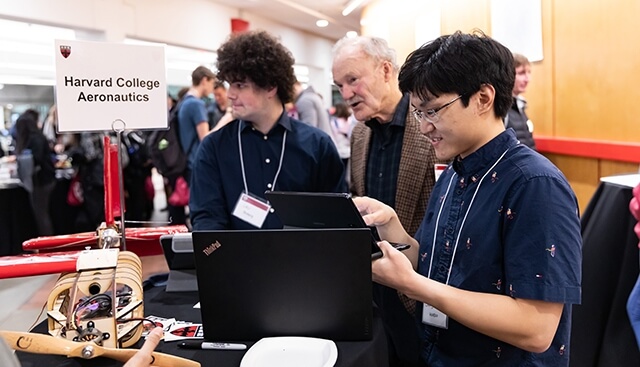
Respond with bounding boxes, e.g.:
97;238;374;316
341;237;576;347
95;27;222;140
148;97;195;177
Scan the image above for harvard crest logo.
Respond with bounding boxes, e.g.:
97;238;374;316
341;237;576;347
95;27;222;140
60;45;71;58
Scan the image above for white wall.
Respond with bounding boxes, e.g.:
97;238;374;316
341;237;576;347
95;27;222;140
0;0;336;107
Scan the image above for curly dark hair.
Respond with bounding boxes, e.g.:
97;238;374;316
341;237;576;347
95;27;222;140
216;30;296;104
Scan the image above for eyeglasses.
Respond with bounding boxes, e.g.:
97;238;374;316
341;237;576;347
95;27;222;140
412;94;464;123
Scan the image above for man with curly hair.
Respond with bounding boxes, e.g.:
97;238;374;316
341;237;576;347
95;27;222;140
189;30;346;230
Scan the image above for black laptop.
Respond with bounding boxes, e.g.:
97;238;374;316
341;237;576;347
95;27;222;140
192;228;373;341
264;191;409;258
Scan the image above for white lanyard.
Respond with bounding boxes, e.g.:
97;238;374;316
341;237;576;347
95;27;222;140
426;148;510;285
238;121;287;194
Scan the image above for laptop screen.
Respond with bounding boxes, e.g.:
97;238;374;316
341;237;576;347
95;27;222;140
264;191;382;247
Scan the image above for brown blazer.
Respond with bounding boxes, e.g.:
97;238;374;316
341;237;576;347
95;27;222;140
350;104;440;236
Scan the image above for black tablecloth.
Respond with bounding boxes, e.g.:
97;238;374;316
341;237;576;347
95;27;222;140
570;177;640;367
0;184;37;256
17;284;389;367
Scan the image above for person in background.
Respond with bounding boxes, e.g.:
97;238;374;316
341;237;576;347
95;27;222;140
68;131;129;232
332;35;441;367
166;94;177;113
177;86;190;101
207;80;231;130
505;53;536;150
363;31;582;366
627;182;640;348
330;102;353;185
168;67;213;226
293;81;335;142
41;104;57;150
14;109;56;236
190;30;346;231
178;65;216;184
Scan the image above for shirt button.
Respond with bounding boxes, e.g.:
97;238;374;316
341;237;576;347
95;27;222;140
265;158;271;164
263;135;268;140
456;189;462;195
267;183;272;189
269;208;275;213
378;172;383;178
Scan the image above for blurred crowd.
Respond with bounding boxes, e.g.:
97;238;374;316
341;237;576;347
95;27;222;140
0;78;354;238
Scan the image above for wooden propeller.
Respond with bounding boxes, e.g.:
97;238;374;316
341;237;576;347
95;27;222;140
0;330;200;367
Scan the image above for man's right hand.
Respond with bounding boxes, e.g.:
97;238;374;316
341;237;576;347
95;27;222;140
353;196;397;228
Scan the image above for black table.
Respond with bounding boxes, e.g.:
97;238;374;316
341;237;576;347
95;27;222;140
0;182;37;256
570;174;640;367
17;283;389;367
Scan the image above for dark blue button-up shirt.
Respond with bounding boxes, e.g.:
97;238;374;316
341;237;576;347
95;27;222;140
415;129;582;366
190;112;346;230
364;93;409;208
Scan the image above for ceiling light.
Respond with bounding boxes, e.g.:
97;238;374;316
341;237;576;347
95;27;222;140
342;0;367;16
316;19;329;28
346;31;359;38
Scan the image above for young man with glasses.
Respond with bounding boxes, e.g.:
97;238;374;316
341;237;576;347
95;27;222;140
332;36;442;367
356;31;582;366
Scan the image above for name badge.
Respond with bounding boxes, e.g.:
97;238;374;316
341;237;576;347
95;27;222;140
422;303;448;329
434;164;448;182
232;192;271;228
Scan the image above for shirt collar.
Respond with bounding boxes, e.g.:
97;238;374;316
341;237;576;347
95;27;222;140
240;107;292;133
452;129;520;176
364;93;410;128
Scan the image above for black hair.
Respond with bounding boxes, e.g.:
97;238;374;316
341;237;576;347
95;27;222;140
398;30;514;119
15;109;40;154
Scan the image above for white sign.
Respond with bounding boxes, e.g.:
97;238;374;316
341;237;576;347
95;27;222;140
490;0;544;62
55;39;168;132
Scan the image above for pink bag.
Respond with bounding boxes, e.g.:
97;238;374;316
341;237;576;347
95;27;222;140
66;174;84;207
168;176;189;207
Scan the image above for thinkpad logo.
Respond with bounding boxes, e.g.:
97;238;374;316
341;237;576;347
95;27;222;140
203;241;222;256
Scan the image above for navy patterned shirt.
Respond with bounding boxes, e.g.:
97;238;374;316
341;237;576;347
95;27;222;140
415;129;582;366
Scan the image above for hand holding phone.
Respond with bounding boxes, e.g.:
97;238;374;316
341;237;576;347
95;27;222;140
371;242;410;260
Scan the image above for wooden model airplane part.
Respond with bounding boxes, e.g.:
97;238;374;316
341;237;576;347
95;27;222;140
45;249;144;348
0;330;201;367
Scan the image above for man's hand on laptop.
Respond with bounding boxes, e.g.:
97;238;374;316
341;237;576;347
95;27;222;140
353;196;396;227
353;196;407;240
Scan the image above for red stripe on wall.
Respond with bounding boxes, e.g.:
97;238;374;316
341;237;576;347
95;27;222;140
535;136;640;163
